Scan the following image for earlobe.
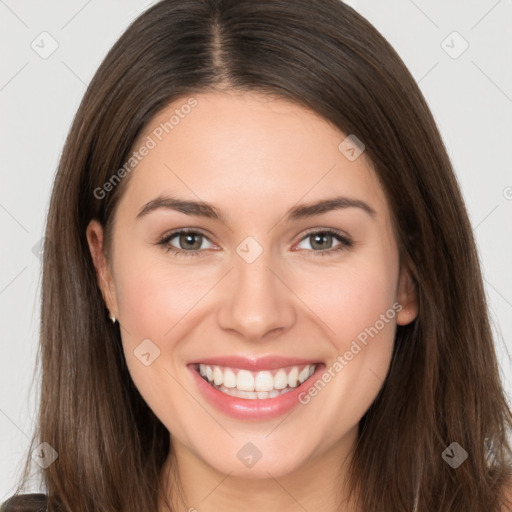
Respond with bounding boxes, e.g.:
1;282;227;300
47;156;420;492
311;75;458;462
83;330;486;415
396;261;419;326
86;219;118;318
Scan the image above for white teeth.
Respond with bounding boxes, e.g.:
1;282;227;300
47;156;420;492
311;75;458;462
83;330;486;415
223;368;237;388
254;371;274;392
197;362;318;397
237;370;255;391
298;367;310;384
213;366;223;386
214;384;295;400
287;367;299;387
274;369;288;389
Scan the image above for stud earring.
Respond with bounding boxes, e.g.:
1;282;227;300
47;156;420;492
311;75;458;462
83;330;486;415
109;314;117;324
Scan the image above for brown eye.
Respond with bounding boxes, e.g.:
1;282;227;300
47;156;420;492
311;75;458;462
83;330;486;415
176;232;203;251
158;229;215;257
295;230;353;256
309;232;335;251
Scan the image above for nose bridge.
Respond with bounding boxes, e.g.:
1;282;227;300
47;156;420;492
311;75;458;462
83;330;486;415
216;239;296;340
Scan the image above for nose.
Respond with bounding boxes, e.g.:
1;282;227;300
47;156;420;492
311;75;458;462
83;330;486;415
216;249;297;342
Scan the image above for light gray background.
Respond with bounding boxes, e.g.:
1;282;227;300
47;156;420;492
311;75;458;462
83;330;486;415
1;0;511;500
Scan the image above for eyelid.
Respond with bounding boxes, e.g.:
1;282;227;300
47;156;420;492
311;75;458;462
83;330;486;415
157;226;353;256
158;228;218;250
291;227;353;254
294;226;352;244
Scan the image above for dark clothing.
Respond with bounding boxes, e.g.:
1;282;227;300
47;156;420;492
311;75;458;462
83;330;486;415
0;494;47;512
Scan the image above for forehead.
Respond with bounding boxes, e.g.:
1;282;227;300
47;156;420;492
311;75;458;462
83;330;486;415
119;90;388;221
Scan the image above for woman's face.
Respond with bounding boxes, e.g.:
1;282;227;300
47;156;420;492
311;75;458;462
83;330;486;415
87;90;417;480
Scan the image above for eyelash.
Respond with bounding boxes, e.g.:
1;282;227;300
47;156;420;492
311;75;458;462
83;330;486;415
156;228;353;258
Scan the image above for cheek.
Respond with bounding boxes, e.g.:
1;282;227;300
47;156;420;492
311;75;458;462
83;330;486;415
297;255;399;347
295;252;399;402
293;262;399;442
114;248;215;342
111;253;212;432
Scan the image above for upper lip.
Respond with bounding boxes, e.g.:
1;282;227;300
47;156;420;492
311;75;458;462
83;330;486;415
188;355;321;371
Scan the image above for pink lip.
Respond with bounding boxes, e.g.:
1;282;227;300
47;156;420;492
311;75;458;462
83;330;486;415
187;355;320;371
187;360;325;421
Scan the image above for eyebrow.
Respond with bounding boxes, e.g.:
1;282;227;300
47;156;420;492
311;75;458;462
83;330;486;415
136;194;376;223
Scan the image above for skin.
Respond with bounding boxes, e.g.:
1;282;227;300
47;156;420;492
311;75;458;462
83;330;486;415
87;90;418;512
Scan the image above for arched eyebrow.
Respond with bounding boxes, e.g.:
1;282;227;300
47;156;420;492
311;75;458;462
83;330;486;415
136;194;376;222
287;196;376;220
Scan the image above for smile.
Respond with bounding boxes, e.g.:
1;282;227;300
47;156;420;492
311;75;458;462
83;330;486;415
198;363;317;400
188;356;325;419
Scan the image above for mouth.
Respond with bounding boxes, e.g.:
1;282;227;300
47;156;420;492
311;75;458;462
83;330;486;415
194;362;318;400
187;357;325;420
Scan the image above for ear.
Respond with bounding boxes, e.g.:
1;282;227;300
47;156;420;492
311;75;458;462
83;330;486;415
396;258;419;326
86;219;119;319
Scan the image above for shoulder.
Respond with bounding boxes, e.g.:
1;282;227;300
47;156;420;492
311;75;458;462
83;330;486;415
0;494;47;512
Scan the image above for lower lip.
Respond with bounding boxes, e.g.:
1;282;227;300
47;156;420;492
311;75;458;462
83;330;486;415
188;363;325;420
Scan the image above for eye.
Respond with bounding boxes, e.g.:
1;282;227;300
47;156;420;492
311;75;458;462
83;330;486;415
157;228;353;258
294;229;353;256
157;229;215;257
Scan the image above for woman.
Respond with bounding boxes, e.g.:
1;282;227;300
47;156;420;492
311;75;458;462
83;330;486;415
2;0;511;510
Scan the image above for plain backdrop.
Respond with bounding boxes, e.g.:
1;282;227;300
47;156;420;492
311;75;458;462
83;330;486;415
1;0;511;500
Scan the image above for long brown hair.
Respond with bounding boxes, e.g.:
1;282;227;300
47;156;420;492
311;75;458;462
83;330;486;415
3;0;511;510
